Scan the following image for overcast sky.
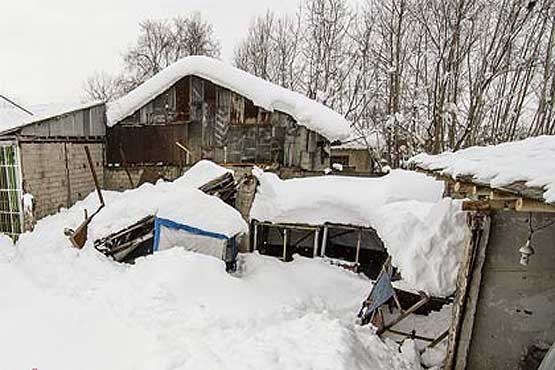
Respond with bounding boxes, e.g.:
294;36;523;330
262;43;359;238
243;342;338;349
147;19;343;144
0;0;300;106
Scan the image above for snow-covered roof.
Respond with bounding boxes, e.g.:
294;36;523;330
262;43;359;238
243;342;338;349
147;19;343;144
410;135;555;204
0;101;103;134
107;56;351;142
250;169;469;296
87;178;247;242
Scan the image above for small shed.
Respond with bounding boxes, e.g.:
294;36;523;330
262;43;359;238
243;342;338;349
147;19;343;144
0;100;105;237
330;129;383;173
411;135;555;369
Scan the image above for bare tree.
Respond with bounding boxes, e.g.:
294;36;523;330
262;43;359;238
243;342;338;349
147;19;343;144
82;71;124;102
83;12;221;98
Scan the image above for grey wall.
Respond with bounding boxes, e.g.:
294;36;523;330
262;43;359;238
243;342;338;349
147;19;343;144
466;210;555;369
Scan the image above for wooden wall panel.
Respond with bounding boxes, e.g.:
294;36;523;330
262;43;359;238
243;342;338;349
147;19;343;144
107;124;188;166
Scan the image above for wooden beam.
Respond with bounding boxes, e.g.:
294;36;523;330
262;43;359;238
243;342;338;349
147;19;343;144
462;199;516;212
489;189;519;201
515;198;555;213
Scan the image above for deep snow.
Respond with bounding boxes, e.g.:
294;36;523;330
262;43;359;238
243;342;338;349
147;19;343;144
410;135;555;204
106;56;351;142
250;169;469;297
0;237;423;369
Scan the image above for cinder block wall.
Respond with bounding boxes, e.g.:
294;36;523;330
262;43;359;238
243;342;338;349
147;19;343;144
20;142;104;219
104;166;182;191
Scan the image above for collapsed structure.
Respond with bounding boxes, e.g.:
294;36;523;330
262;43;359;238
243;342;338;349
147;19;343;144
249;168;469;297
66;160;247;266
411;135;555;370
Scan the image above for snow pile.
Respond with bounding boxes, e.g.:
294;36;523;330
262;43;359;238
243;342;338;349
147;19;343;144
174;159;233;188
107;56;351;142
0;101;102;134
410;135;555;204
251;169;469;296
0;228;422;369
89;179;247;241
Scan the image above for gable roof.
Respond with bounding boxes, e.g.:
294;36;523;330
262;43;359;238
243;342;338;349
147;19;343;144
106;56;351;142
410;135;555;204
0;101;103;135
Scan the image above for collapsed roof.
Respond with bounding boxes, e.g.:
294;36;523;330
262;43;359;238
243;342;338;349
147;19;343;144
250;169;469;297
88;163;247;242
410;135;555;205
107;56;351;142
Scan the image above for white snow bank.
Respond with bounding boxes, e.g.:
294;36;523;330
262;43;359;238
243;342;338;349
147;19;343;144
174;159;233;188
410;135;555;204
0;229;422;370
250;169;469;296
107;56;351;142
0;101;102;134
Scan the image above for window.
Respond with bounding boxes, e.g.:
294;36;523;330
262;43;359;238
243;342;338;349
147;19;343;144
0;144;22;238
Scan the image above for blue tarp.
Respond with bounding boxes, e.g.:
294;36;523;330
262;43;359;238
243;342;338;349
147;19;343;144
153;217;229;252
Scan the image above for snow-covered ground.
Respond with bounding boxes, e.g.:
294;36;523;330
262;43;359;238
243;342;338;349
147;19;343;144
0;163;461;369
0;234;424;369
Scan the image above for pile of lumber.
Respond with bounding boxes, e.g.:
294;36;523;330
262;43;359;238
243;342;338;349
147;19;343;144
199;172;237;205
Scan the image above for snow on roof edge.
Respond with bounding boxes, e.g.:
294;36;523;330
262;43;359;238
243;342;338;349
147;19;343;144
0;100;104;135
409;135;555;204
106;56;351;142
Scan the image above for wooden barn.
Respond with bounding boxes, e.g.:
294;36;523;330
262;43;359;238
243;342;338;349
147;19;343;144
104;56;351;190
0;100;105;237
411;135;555;370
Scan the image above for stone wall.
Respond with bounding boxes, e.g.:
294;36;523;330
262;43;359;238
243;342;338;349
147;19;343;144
20;142;104;219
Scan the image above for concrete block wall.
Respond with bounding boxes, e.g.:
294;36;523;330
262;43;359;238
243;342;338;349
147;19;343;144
20;142;104;219
466;210;555;369
104;165;182;191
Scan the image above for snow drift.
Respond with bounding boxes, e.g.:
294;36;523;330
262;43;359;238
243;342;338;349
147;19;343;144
410;135;555;204
250;169;469;296
106;56;351;142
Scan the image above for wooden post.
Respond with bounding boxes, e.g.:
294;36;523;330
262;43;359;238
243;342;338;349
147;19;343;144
355;228;362;264
282;229;288;261
313;229;319;257
320;225;328;257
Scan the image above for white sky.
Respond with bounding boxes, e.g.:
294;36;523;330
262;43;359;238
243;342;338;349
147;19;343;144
0;0;300;106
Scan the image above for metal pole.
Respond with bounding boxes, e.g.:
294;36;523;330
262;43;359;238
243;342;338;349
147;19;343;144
355;228;362;264
282;229;288;261
313;229;319;257
320;225;328;257
253;222;258;252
